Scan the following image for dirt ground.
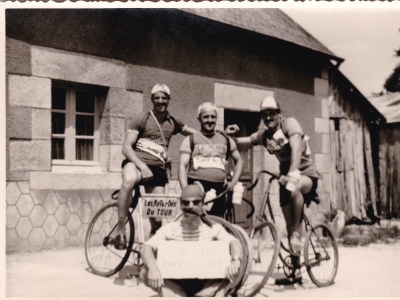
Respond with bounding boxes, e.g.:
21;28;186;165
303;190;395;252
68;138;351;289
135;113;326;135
6;242;400;297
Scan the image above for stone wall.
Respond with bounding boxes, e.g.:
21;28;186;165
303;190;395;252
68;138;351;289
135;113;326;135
6;39;144;252
6;180;182;253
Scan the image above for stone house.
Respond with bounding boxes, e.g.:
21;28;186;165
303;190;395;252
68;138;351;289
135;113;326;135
6;8;349;252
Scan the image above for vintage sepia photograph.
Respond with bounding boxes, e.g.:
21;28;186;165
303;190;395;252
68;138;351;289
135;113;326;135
3;3;400;298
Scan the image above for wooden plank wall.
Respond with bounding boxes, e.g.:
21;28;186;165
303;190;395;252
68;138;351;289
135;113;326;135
379;127;400;218
329;85;378;220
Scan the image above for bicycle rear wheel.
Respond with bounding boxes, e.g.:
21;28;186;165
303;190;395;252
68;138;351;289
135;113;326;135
85;202;135;277
238;221;280;297
207;216;249;296
232;224;252;290
304;223;339;287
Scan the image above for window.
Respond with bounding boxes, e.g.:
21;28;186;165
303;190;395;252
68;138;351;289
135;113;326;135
51;83;101;166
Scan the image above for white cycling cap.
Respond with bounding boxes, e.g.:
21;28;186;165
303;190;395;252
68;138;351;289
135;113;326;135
198;102;218;117
151;83;170;96
260;96;280;111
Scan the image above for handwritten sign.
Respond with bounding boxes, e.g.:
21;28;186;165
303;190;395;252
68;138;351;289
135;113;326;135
192;156;226;171
157;241;231;279
141;194;180;219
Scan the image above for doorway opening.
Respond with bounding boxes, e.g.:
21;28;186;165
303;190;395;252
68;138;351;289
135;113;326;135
224;109;261;229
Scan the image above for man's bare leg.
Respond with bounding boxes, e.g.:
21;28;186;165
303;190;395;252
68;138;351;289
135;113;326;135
145;185;165;236
116;163;141;240
281;176;313;252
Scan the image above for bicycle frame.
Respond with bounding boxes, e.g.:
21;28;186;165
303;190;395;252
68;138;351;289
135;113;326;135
248;170;335;274
248;174;277;240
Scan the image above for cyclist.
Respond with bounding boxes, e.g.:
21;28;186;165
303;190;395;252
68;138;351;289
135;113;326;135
226;96;319;255
115;83;197;250
178;102;244;217
140;183;242;297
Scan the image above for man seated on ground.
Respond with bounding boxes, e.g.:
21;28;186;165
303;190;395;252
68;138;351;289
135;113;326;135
140;184;242;297
178;102;244;218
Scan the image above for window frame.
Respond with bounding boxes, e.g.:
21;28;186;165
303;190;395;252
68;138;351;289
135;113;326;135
51;81;101;167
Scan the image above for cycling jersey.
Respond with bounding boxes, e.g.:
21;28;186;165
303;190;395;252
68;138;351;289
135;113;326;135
127;111;185;169
250;117;319;179
180;132;237;183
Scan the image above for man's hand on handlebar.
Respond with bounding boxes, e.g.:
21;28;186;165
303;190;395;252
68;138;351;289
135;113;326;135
223;180;235;192
225;124;240;136
278;175;289;186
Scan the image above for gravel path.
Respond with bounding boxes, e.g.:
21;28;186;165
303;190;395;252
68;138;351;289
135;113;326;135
6;242;400;297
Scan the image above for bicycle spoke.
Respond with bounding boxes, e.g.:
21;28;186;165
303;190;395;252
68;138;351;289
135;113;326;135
207;216;249;297
85;203;135;277
238;222;280;297
304;224;338;287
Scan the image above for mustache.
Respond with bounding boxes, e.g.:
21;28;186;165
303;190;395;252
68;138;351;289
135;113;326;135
182;207;214;228
182;207;202;216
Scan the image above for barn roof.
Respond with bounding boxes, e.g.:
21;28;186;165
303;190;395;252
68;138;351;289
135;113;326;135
181;8;342;62
368;93;400;124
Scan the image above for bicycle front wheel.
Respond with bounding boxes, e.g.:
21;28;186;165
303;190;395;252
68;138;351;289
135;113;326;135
238;221;280;297
304;223;339;287
232;224;252;289
207;216;249;296
85;202;135;277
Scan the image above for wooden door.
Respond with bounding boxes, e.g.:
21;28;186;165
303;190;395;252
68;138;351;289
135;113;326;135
224;110;260;230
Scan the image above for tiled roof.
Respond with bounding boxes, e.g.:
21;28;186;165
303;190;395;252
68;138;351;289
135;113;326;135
181;8;341;60
368;93;400;124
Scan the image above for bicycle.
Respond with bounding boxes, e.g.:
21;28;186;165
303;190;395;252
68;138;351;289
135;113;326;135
201;187;281;297
84;185;250;296
245;170;339;291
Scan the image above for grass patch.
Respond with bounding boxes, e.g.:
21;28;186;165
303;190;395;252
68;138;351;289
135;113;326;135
339;224;400;247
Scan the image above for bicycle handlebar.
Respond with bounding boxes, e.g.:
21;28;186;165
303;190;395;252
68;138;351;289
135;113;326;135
204;189;255;219
247;170;280;191
204;189;230;205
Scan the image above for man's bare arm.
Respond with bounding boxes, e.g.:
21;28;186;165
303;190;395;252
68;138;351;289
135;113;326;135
181;125;198;136
226;239;242;281
121;132;152;179
140;244;164;290
178;152;191;189
225;125;254;148
225;148;244;191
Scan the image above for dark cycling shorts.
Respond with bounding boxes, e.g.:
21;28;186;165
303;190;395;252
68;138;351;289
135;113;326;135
121;159;168;187
188;178;225;218
167;279;224;297
280;176;318;207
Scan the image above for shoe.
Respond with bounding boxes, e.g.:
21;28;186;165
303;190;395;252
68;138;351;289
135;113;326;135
275;274;302;285
114;234;127;250
290;232;302;254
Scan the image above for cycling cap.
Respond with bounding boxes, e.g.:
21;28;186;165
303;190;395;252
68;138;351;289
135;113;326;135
197;102;218;118
260;96;280;111
181;184;205;201
151;83;170;96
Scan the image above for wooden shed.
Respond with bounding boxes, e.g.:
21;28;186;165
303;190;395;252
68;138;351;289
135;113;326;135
368;92;400;219
328;68;384;223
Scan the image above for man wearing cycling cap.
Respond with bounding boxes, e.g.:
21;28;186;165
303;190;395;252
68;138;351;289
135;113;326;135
226;96;319;263
178;102;244;217
140;183;242;296
115;83;197;250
